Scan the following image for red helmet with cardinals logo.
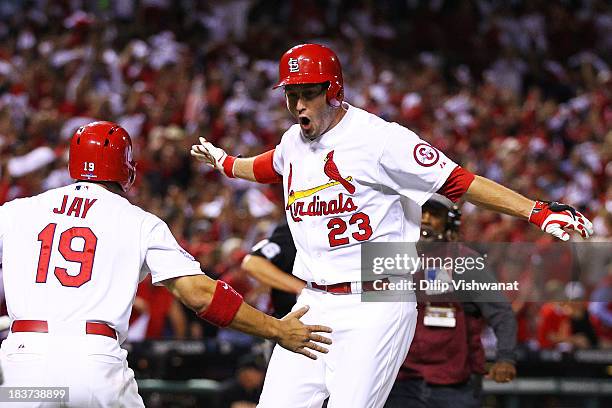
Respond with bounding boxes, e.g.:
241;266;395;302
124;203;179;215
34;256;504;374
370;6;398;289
274;44;344;107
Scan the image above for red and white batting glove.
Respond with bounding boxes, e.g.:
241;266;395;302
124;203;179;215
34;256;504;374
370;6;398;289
529;200;593;241
190;137;236;177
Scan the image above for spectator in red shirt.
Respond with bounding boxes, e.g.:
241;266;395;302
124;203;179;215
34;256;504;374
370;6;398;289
538;282;599;350
129;275;187;339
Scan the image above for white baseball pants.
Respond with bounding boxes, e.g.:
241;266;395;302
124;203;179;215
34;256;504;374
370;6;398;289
0;324;143;407
258;288;418;408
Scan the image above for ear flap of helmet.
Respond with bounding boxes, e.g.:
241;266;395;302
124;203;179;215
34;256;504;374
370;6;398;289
326;81;343;107
122;165;136;192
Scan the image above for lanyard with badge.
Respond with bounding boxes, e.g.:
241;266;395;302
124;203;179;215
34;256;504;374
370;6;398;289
422;266;456;328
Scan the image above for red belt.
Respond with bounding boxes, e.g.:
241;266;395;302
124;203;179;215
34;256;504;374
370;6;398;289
309;278;390;294
11;320;117;340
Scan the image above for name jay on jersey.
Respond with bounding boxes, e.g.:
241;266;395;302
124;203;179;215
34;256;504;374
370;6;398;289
52;195;97;218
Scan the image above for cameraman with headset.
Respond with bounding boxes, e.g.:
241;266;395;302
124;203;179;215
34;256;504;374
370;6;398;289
386;194;517;408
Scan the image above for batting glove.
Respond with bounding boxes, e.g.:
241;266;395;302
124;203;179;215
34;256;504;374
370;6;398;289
190;137;236;177
529;200;593;241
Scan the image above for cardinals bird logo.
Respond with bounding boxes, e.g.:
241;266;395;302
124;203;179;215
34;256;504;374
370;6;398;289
324;150;355;194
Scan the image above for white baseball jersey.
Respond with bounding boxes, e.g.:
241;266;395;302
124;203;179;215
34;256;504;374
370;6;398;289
0;182;203;343
273;103;457;284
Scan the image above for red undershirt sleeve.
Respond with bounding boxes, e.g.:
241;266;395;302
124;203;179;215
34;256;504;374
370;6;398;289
437;166;475;202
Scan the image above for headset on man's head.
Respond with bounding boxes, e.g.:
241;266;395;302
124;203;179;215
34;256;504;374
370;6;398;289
421;194;462;242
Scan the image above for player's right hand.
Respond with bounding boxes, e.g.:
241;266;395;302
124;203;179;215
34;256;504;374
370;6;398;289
276;305;332;360
190;137;228;172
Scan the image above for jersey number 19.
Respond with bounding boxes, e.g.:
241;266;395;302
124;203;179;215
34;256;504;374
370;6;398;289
36;223;98;288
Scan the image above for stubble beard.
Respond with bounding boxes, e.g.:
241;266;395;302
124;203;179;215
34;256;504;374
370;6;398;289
301;128;318;141
302;107;335;141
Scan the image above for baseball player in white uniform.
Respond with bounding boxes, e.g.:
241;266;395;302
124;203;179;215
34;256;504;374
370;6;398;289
191;44;593;407
0;121;332;407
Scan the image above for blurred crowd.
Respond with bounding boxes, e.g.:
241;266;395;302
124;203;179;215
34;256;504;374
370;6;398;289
0;0;610;363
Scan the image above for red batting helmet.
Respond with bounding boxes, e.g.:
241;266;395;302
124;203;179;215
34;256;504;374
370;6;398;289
274;44;344;107
69;121;136;192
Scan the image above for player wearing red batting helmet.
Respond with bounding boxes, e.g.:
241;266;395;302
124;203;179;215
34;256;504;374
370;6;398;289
274;43;344;107
69;121;136;192
191;42;593;408
273;44;347;142
0;120;332;407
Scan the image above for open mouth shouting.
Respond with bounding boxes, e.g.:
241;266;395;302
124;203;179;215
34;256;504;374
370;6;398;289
299;116;312;132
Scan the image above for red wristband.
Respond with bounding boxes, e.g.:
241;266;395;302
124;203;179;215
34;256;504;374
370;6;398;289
222;155;237;178
197;280;243;327
528;200;578;227
528;201;547;227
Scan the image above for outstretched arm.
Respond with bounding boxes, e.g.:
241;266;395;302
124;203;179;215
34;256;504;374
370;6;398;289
190;137;281;183
464;176;533;219
163;274;330;359
463;175;593;241
233;157;257;181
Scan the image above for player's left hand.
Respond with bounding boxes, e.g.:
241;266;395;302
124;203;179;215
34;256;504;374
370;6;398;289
276;306;332;360
528;200;593;241
486;361;516;383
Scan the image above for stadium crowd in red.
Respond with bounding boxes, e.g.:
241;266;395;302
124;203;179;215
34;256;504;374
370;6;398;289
0;0;610;350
